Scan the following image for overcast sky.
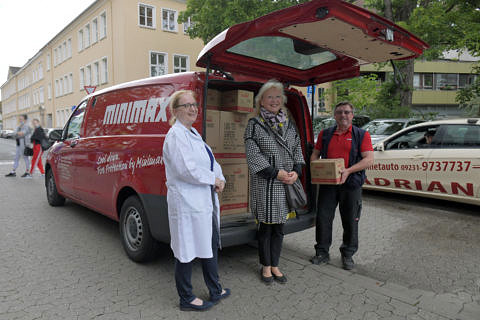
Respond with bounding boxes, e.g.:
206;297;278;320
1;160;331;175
0;0;96;86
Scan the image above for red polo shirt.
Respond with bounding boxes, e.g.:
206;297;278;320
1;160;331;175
314;125;373;167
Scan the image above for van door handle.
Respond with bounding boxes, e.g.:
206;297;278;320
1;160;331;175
70;140;78;148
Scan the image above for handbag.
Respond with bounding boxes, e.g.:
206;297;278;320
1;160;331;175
285;178;307;210
24;146;34;156
255;118;307;210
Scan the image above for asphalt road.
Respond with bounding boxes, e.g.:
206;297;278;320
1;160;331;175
0;138;479;320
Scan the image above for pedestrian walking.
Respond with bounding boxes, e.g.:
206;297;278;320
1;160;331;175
163;90;230;312
244;80;305;284
310;102;374;270
29;119;46;176
5;114;32;178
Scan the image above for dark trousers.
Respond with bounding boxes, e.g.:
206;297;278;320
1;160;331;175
258;223;284;267
175;218;222;305
315;185;362;258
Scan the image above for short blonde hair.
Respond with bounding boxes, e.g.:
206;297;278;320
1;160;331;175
255;79;287;114
168;90;196;126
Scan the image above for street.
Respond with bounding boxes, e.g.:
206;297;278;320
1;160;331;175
0;138;479;320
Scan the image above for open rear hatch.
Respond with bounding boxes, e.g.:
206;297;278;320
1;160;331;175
197;0;428;86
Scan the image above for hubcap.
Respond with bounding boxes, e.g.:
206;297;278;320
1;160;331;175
123;206;143;251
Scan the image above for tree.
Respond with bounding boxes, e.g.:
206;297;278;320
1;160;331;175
365;0;480;115
179;0;310;44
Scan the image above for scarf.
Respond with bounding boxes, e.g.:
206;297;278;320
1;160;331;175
260;107;287;134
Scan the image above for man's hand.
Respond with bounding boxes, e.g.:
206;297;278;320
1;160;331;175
340;168;351;184
215;178;225;193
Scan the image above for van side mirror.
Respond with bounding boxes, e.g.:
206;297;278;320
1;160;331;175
375;142;384;152
49;129;63;141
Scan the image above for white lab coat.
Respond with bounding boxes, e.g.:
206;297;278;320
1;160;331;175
163;121;225;263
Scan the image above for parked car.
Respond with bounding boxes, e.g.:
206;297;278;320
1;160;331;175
45;0;427;262
4;129;15;139
1;129;13;138
364;118;480;205
362;118;425;144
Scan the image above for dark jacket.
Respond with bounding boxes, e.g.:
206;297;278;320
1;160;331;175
320;125;367;189
31;126;46;145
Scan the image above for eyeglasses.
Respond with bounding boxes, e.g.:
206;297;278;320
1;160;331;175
175;102;199;109
334;110;352;115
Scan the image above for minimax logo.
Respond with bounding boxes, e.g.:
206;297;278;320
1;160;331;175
103;97;169;125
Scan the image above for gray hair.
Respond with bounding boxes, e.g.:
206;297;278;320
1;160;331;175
255;79;287;112
333;101;354;113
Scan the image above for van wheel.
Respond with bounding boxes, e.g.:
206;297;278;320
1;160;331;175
119;196;157;262
46;169;65;206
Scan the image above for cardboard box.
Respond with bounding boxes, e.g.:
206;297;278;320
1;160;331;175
218;161;249;215
218;111;249;155
206;89;222;110
221;90;254;113
310;158;345;184
205;110;220;152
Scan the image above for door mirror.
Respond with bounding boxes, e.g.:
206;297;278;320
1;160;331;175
49;129;63;141
375;142;385;152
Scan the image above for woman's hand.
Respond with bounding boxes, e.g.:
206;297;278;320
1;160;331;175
278;170;298;185
283;171;298;185
215;178;225;193
277;169;289;182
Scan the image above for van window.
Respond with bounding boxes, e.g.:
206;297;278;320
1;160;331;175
226;36;337;70
66;101;87;139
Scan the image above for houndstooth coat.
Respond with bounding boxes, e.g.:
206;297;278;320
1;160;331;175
244;116;305;224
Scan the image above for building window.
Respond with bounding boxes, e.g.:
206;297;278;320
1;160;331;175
459;74;476;88
423;73;433;89
162;8;177;32
84;24;91;48
93;61;99;85
85;65;92;86
67;39;72;58
53;48;58;66
69;73;73;93
78;29;84;51
48;83;52;100
435;73;457;90
62;41;67;61
79;68;85;89
139;4;155;28
173;55;189;73
150;52;167;76
92;18;98;43
46;54;50;71
99;12;107;39
38;63;43;80
101;57;108;84
183;17;192;34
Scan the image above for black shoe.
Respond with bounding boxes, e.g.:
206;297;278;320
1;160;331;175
5;172;16;177
210;288;231;304
260;268;273;284
180;299;214;312
310;253;330;265
20;172;30;178
342;256;354;270
272;273;287;284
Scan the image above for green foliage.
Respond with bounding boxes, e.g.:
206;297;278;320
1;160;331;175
456;64;480;116
179;0;309;44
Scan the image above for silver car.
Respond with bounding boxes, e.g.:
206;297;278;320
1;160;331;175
362;119;425;144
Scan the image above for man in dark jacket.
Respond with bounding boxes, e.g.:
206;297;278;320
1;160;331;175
310;102;374;270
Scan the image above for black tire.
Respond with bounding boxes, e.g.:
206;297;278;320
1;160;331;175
46;169;65;206
119;195;158;262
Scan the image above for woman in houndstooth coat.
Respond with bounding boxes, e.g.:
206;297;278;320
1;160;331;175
244;79;305;284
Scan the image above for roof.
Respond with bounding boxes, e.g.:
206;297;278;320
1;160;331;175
7;66;21;79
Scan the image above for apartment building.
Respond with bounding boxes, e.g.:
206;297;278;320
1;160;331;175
1;0;203;130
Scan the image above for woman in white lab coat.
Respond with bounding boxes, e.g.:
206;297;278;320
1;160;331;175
163;90;230;312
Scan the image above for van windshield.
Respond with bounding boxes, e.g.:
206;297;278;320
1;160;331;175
226;36;337;70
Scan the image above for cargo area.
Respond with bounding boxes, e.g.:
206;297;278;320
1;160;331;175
203;80;315;241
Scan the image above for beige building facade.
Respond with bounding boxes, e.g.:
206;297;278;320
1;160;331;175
1;0;203;130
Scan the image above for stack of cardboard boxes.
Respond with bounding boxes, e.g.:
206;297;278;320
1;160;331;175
206;89;255;215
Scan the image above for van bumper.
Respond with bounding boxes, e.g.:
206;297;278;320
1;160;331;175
220;210;316;247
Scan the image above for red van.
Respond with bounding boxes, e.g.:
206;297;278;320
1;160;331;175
45;0;427;262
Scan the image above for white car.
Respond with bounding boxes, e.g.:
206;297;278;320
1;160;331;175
364;118;480;205
362;118;425;144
